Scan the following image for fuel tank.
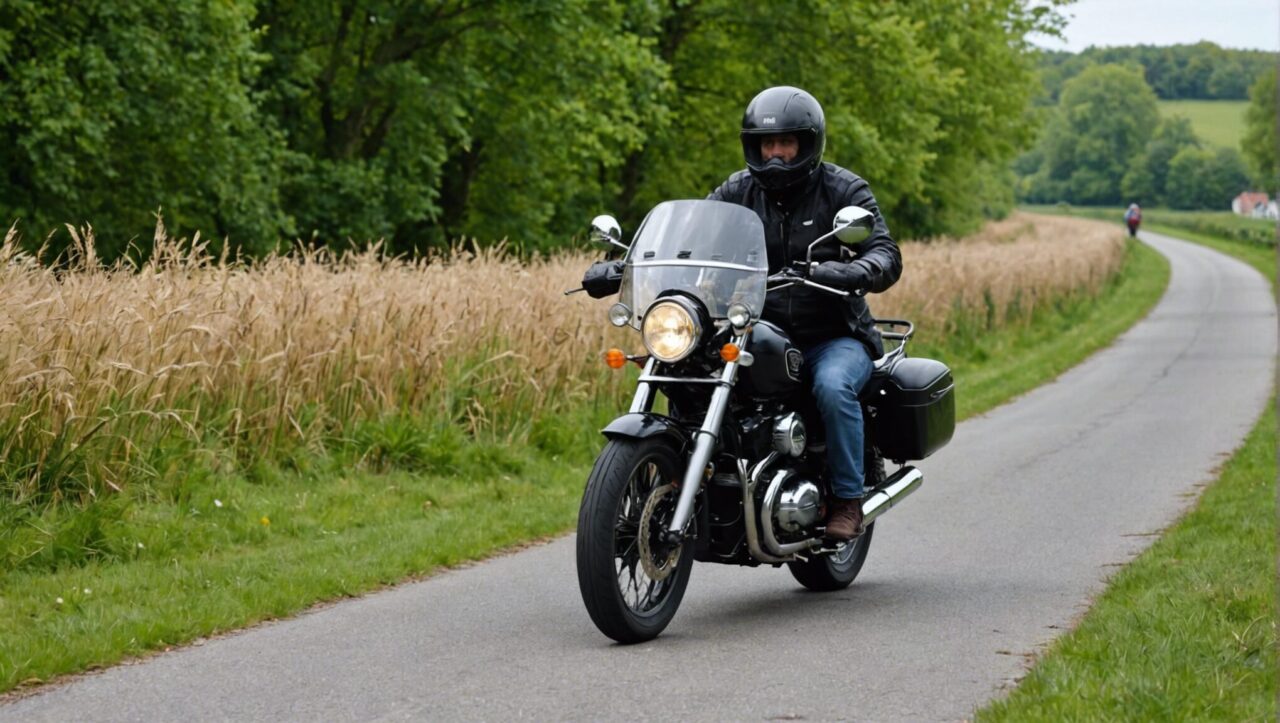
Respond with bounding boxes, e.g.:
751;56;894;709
738;320;804;399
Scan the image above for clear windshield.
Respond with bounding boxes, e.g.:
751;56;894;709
618;200;767;330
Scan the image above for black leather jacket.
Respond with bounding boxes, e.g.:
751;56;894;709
707;162;901;357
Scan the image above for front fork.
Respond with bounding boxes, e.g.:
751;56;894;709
627;335;746;542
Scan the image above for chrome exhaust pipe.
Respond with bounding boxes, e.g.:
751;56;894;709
862;466;923;525
739;454;797;564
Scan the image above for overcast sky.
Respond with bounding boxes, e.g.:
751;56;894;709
1032;0;1280;52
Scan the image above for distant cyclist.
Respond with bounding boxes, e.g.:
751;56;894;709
1124;203;1141;238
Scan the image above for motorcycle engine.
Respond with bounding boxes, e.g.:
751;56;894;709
772;473;823;533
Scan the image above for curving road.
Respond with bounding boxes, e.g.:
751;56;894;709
3;230;1275;722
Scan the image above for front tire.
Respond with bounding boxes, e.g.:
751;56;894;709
576;437;694;643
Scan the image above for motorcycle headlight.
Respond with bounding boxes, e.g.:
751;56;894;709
642;299;701;363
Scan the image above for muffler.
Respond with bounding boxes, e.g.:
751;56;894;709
862;466;923;524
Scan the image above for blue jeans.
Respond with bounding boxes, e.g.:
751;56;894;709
801;337;874;500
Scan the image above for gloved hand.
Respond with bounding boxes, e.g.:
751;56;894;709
582;260;625;299
809;260;874;293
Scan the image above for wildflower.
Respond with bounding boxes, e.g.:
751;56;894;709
136;542;145;549
260;516;271;526
55;597;63;606
83;588;92;595
214;499;223;508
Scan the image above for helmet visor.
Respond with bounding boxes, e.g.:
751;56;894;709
741;128;821;172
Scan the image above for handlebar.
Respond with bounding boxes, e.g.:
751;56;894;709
766;268;861;298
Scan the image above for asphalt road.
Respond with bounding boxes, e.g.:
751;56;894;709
4;230;1275;722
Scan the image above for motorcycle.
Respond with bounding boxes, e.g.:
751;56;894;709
571;199;955;643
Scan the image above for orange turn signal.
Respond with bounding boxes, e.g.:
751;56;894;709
719;343;740;362
605;348;626;369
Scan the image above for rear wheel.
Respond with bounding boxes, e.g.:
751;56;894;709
787;521;874;591
787;446;884;591
576;437;694;643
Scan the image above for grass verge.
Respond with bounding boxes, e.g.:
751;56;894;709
977;406;1276;722
0;234;1170;694
976;215;1277;720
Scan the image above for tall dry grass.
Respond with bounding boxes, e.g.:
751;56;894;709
0;212;1124;504
876;212;1127;332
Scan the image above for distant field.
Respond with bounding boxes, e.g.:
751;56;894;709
1158;99;1248;149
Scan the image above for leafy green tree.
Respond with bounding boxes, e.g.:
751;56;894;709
0;1;289;257
1240;66;1278;194
252;1;667;254
1037;43;1277;101
1165;146;1251;209
1029;64;1159;206
605;0;1061;241
1121;116;1201;205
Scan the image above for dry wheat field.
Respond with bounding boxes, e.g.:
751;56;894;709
0;213;1124;503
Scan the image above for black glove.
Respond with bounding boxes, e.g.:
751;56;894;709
809;260;874;293
582;260;625;299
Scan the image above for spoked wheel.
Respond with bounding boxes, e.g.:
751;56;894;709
788;446;884;592
576;437;694;643
787;521;874;591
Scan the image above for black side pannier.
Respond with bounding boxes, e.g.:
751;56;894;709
868;357;955;463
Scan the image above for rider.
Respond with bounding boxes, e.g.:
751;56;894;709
1124;203;1142;238
583;86;901;541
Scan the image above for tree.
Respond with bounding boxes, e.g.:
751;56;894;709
1121;115;1201;205
1240;66;1278;195
1165;146;1251;209
0;1;289;257
1030;64;1160;206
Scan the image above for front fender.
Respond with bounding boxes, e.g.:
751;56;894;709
600;413;691;450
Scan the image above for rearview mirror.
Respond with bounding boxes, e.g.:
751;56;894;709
590;214;628;252
832;206;874;245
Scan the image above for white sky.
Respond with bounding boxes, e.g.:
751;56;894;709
1032;0;1280;52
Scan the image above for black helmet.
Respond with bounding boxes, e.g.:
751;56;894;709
740;86;826;192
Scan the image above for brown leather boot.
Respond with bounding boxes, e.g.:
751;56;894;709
825;496;865;541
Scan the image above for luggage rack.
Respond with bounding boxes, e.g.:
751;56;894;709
873;318;914;372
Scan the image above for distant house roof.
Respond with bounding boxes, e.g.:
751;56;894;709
1236;192;1270;209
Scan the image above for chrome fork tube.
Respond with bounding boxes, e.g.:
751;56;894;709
628;358;657;413
666;354;739;536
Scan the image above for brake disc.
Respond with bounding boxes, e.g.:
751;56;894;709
637;483;679;581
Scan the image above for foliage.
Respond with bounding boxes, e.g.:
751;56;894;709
1241;66;1278;194
1021;65;1159;206
0;0;1065;256
1121;116;1200;205
0;1;290;258
1037;42;1277;102
607;0;1063;240
1164;146;1252;210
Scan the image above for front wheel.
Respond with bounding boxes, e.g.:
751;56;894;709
576;437;694;643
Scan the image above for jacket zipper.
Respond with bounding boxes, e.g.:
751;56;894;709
780;212;792;327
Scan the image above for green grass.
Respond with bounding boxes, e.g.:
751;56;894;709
1158;99;1250;150
0;235;1171;694
978;213;1276;721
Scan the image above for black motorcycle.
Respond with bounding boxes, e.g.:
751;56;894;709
573;199;955;643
